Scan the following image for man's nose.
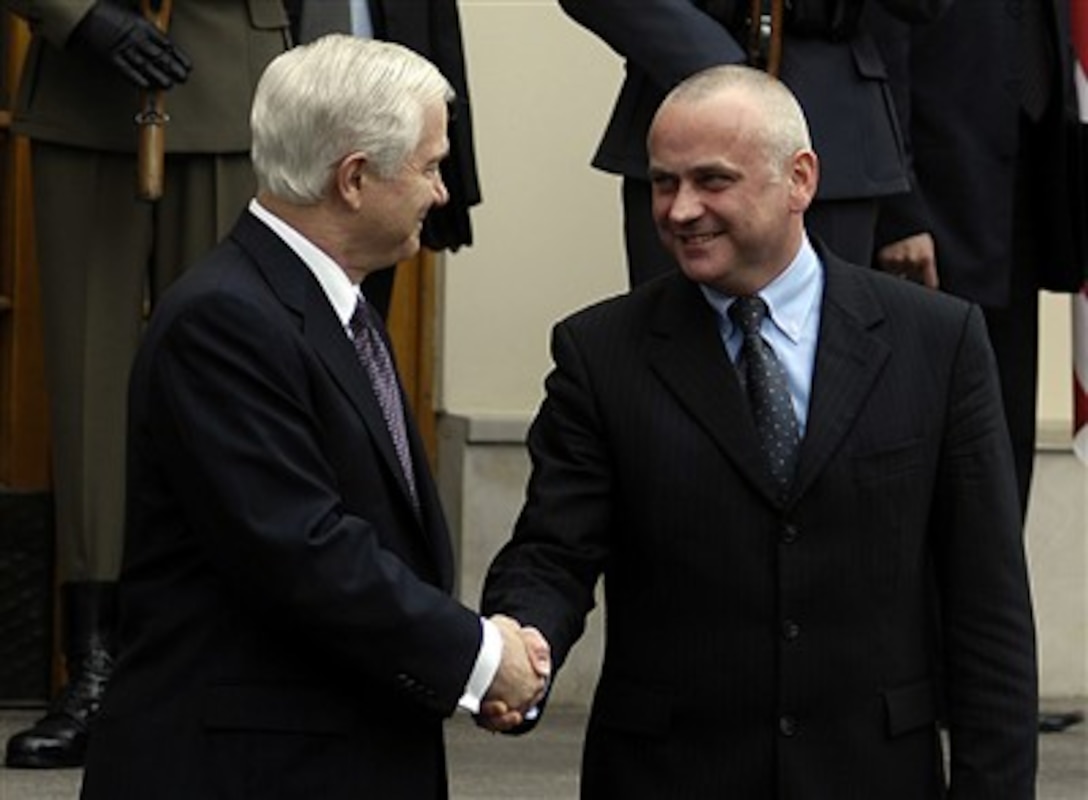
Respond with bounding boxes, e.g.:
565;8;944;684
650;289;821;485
432;172;450;207
668;182;703;223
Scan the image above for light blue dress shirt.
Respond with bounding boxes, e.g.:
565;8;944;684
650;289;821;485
700;236;824;435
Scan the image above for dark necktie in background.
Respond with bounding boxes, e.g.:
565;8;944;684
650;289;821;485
729;296;801;494
350;295;419;507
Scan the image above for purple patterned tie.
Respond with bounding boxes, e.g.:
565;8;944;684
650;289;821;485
349;295;418;506
729;296;800;494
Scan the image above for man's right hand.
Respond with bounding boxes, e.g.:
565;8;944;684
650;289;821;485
875;232;939;289
479;614;551;731
70;2;192;91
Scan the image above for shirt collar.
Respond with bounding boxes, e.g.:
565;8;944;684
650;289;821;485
249;198;360;327
701;235;822;343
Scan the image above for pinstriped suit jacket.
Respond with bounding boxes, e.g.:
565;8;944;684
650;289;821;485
483;243;1037;798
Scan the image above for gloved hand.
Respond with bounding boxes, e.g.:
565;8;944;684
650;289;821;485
69;2;192;91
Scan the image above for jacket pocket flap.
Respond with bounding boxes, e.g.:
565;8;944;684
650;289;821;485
883;679;936;737
248;0;289;29
851;36;889;80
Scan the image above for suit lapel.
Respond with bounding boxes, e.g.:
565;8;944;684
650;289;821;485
645;257;891;506
307;290;417;496
230;212;424;520
793;257;890;499
646;277;781;500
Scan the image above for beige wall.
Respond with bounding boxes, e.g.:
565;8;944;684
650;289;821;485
1039;293;1076;427
442;1;1079;431
441;1;624;416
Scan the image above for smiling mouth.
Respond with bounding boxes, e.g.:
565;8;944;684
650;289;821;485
677;231;723;246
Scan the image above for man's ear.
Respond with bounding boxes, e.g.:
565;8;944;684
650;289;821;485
336;152;370;209
788;148;819;213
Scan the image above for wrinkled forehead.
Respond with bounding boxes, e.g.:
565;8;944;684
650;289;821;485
414;100;451;159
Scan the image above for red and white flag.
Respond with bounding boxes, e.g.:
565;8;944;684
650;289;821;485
1076;286;1087;462
1073;0;1088;463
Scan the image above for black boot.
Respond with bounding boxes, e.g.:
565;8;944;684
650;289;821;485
1039;710;1085;733
4;581;117;768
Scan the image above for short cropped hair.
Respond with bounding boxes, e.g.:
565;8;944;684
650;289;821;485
251;35;454;203
659;65;812;176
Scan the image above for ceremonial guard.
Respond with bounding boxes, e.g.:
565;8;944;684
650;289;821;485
0;0;290;768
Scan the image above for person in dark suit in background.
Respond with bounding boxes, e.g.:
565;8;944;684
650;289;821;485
866;0;1088;736
480;64;1038;798
556;0;951;286
78;36;548;800
868;0;1087;517
1;0;291;769
286;0;480;319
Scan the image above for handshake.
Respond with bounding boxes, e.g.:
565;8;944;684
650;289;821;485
479;614;552;733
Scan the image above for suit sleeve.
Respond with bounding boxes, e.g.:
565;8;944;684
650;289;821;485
864;3;936;250
557;0;951;95
147;290;482;715
929;305;1037;798
482;319;611;676
558;0;746;90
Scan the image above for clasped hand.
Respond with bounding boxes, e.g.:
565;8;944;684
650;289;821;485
478;614;551;733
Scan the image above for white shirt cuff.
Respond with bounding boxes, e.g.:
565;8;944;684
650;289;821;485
457;617;501;714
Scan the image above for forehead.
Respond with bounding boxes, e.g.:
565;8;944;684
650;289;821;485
649;92;763;170
411;100;450;160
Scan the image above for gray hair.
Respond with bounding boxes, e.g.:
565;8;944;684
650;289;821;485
660;65;812;176
251;35;454;203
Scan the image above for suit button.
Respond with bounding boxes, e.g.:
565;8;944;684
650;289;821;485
781;620;800;641
780;523;799;544
779;715;797;737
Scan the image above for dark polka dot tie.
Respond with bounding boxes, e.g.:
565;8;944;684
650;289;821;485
729;295;800;494
349;296;419;507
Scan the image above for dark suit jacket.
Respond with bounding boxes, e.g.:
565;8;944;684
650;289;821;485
557;0;951;200
7;0;290;153
483;245;1037;798
869;0;1088;303
79;211;482;800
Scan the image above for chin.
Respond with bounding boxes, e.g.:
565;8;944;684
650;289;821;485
676;254;725;284
394;237;422;263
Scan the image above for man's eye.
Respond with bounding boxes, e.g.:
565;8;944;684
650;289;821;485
700;174;733;189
